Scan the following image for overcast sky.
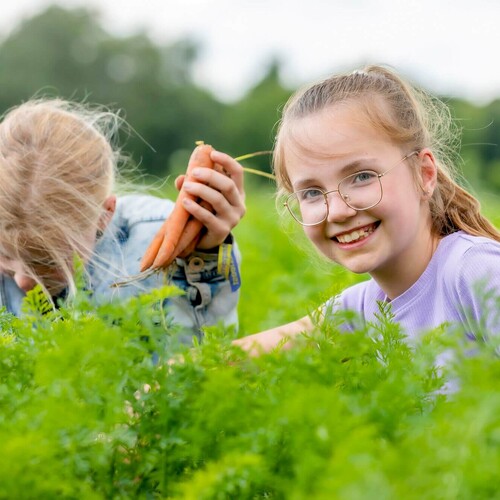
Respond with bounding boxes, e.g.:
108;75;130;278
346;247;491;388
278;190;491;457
1;0;499;104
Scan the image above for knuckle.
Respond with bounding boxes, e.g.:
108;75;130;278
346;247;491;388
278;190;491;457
228;215;240;230
206;210;220;224
207;211;221;226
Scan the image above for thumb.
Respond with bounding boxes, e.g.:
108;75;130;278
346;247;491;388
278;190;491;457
175;174;185;191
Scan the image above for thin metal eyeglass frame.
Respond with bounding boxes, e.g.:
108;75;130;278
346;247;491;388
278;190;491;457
285;151;420;226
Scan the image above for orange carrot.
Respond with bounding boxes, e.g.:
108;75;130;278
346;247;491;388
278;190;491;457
172;220;203;261
138;226;167;271
140;142;214;271
178;234;201;259
161;199;214;266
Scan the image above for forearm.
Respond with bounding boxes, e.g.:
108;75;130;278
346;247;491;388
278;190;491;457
233;315;314;356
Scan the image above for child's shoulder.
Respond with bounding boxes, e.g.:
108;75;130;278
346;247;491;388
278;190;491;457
437;231;500;289
439;230;500;265
115;194;175;227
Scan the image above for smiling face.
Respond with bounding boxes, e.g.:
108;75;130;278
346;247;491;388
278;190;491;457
284;101;438;298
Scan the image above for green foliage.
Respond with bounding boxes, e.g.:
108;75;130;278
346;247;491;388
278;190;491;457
220;60;293;176
451;97;500;191
2;281;500;498
3;191;500;497
2;190;500;498
2;6;500;497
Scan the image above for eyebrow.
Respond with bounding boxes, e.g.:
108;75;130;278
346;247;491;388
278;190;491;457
292;157;380;190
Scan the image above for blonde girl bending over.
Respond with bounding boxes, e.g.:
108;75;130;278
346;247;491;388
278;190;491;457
236;65;500;353
0;99;245;342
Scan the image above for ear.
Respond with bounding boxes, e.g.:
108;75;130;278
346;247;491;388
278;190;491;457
98;194;117;232
417;149;437;199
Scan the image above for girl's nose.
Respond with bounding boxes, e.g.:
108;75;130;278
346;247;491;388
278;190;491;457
14;273;37;293
326;192;358;223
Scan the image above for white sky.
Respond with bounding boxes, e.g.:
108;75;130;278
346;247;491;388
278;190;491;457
1;0;499;104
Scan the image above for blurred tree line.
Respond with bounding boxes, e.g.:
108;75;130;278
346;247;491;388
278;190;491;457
0;5;498;190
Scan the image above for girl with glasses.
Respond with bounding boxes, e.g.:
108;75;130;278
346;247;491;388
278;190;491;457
235;64;500;354
0;99;245;343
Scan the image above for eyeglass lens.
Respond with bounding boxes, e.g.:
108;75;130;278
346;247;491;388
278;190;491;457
287;170;382;225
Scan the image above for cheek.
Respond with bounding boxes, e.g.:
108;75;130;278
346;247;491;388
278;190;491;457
304;226;322;243
379;179;420;213
375;189;423;235
390;174;421;201
303;226;332;256
76;230;99;263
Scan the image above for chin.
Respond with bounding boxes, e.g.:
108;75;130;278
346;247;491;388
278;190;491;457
334;256;376;275
345;265;371;275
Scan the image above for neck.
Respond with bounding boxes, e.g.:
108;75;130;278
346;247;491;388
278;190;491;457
375;231;441;301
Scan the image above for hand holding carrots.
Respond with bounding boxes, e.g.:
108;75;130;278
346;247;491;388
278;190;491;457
177;148;245;250
140;144;246;271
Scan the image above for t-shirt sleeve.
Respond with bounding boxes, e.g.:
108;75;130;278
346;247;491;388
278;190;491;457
450;241;500;338
321;281;373;333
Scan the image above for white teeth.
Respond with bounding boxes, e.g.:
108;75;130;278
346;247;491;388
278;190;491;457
336;226;374;244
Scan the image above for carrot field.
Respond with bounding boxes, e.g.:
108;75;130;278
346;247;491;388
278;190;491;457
2;185;500;498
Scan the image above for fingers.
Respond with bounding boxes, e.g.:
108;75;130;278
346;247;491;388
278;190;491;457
181;180;245;249
179;152;246;250
184;151;246;218
175;175;185;191
187;168;243;208
181;199;234;248
210;150;245;200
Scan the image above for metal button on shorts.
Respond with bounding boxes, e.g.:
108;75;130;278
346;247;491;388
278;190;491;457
187;256;204;272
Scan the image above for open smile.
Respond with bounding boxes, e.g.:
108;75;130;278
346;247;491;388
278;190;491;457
333;222;380;244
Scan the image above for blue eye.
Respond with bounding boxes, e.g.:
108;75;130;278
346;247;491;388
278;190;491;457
341;171;378;190
298;188;324;202
353;171;377;184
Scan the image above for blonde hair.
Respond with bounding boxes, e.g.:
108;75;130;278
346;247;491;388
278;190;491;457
274;65;500;241
0;98;122;296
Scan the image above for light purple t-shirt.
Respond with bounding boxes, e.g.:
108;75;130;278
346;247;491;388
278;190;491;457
328;231;500;340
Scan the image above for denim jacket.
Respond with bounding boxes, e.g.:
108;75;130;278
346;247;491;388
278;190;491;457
0;194;240;342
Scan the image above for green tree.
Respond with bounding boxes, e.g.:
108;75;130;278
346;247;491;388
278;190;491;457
1;5;497;187
221;59;293;175
0;5;225;176
450;97;500;190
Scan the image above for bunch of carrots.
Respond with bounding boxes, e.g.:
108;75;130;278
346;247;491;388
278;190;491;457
140;141;216;271
126;142;274;285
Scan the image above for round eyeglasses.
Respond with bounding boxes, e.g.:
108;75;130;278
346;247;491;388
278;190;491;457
284;151;419;226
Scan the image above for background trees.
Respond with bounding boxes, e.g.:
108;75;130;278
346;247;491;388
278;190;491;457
0;5;498;189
